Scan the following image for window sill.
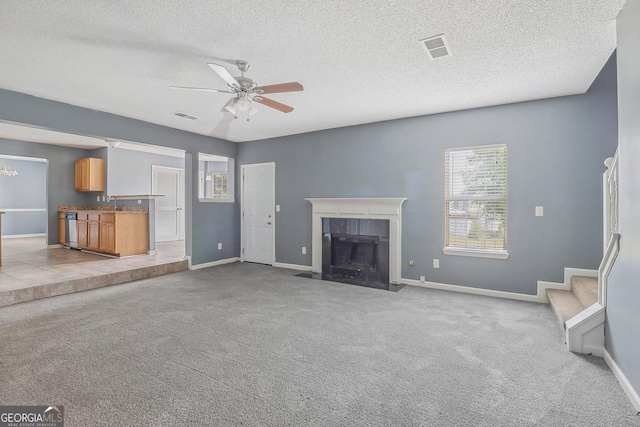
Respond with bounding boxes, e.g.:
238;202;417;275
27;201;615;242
443;248;509;260
198;198;235;203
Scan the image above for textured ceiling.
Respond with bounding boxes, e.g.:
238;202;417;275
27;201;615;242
0;1;625;143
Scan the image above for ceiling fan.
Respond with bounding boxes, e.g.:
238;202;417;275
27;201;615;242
170;61;303;121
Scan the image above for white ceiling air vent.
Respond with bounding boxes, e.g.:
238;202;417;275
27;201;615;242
173;112;198;120
420;34;451;60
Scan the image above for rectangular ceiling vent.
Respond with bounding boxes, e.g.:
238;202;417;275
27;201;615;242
173;112;198;120
420;34;451;60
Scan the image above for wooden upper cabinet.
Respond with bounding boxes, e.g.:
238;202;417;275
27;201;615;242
75;158;105;192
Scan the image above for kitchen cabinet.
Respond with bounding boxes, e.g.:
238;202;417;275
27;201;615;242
99;214;116;253
59;212;66;245
87;214;100;251
77;213;88;247
75;158;105;192
75;211;148;256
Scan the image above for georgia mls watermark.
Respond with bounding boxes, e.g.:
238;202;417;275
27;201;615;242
0;406;64;427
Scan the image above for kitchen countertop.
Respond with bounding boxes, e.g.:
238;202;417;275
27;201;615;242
58;206;149;213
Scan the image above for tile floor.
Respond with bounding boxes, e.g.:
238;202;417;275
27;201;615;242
0;237;187;307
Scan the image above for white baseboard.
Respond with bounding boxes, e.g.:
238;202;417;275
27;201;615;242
188;256;240;270
273;262;312;271
604;349;640;411
402;278;540;303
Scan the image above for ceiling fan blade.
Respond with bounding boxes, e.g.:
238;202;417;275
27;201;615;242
208;63;239;88
253;96;294;113
169;86;234;94
254;82;304;94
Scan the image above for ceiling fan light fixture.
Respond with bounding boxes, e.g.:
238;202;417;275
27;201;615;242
236;96;251;112
0;156;18;176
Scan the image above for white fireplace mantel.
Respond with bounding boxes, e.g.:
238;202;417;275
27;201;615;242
305;198;407;284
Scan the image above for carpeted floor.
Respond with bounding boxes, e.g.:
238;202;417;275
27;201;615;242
0;262;638;426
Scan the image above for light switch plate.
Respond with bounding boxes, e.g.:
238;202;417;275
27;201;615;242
276;205;281;212
218;243;222;250
433;259;440;268
302;246;307;255
535;206;544;217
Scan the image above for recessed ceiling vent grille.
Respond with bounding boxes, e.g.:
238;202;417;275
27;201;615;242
173;112;198;120
420;34;451;60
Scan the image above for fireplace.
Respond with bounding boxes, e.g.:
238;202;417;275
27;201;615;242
306;198;407;291
322;218;390;289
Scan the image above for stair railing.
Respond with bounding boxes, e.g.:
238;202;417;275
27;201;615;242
598;233;620;307
600;149;619;307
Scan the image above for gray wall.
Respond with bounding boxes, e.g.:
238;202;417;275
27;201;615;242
0;90;238;265
606;0;640;400
106;147;184;196
0;158;47;235
238;53;618;295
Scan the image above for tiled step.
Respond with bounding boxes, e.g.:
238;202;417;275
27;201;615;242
546;288;586;326
571;275;598;309
0;259;188;308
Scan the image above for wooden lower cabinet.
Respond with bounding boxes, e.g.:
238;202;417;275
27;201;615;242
87;214;100;251
59;212;66;245
77;213;88;248
99;220;116;253
75;211;148;256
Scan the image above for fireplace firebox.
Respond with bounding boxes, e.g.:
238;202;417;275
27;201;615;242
322;218;390;289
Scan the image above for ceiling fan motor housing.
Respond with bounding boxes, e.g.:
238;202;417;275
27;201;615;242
234;76;257;91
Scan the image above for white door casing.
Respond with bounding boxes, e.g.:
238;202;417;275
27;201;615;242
241;162;275;265
152;166;185;242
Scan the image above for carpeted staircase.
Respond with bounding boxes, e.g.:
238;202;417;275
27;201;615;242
546;276;598;328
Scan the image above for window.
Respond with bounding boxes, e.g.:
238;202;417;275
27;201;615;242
211;173;228;198
444;144;508;259
198;153;235;202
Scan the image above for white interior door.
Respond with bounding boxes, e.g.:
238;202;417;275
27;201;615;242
242;162;275;265
152;166;185;242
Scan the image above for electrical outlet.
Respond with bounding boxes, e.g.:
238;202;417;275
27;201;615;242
218;243;222;250
138;199;142;204
302;246;307;255
433;259;440;269
535;206;544;217
420;276;426;282
96;196;100;202
102;195;105;202
276;205;281;212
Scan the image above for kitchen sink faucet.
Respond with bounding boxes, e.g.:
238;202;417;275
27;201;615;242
106;195;117;211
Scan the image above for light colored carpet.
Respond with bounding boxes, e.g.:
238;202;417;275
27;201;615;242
0;262;638;426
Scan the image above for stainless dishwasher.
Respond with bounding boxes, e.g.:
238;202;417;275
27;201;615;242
65;212;78;249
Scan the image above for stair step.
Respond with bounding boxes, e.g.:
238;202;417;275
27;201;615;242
546;289;585;326
571;275;598;308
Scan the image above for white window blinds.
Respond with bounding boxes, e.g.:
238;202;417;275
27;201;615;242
444;144;507;255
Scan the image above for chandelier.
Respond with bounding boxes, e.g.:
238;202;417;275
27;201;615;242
0;156;18;176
